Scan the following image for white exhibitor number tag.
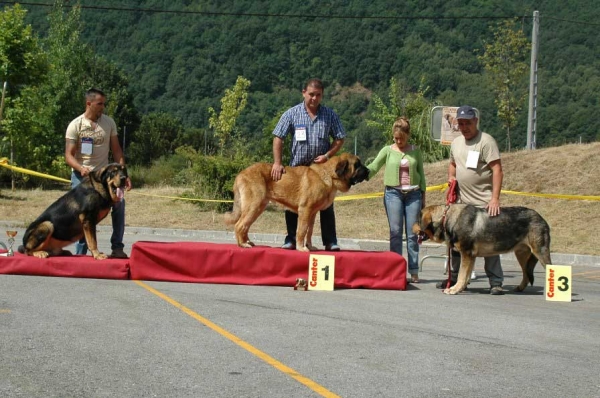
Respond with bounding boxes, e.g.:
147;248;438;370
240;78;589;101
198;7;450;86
308;254;335;291
81;137;93;155
545;265;572;302
466;150;480;169
295;125;307;141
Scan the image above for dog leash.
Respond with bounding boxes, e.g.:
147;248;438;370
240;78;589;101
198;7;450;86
442;180;458;290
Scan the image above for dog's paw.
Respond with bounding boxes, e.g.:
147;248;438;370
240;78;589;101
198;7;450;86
32;251;50;259
297;246;310;252
444;287;460;295
239;242;253;248
93;253;108;260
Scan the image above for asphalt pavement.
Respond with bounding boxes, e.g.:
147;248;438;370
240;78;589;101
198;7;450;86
1;224;600;397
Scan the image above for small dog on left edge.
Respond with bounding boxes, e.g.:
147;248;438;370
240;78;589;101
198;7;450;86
18;163;128;260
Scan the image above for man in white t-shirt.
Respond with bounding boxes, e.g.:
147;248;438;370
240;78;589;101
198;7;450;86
65;88;131;258
437;105;505;295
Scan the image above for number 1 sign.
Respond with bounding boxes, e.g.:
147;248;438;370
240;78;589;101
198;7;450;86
307;254;336;291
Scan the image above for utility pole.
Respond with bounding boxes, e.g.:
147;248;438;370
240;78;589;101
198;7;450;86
526;10;540;150
0;81;6;120
0;81;14;191
123;126;127;157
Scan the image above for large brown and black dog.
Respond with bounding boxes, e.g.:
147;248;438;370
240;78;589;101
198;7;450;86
225;153;369;251
19;163;128;260
413;204;552;295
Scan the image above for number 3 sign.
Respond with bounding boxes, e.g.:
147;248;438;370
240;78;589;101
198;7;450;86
545;265;572;302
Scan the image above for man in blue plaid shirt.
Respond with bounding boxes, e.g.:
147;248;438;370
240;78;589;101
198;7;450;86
270;78;346;251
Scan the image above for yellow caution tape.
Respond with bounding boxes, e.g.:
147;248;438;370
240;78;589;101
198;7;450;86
0;158;71;183
2;159;599;203
335;183;449;201
129;191;234;203
501;189;600;201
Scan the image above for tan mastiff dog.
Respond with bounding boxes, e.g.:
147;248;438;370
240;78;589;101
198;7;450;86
225;153;369;251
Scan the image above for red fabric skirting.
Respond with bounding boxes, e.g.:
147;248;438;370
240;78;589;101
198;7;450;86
0;252;130;280
129;241;406;290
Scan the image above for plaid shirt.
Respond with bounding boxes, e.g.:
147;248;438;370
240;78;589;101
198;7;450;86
272;102;346;166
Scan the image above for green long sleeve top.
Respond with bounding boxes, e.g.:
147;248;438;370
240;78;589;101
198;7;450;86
366;145;426;191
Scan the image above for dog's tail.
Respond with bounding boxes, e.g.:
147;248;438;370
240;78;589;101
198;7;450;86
223;182;241;226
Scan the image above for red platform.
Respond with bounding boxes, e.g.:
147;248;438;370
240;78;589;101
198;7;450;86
0;243;407;290
129;241;406;290
0;252;130;280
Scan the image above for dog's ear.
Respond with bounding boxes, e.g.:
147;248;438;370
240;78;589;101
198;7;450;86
118;164;128;178
335;159;349;178
422;209;439;240
90;166;107;183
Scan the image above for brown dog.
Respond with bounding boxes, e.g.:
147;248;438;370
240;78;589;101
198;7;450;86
225;153;369;251
413;204;552;295
19;163;128;260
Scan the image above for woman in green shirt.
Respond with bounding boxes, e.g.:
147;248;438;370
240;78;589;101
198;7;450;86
366;117;426;283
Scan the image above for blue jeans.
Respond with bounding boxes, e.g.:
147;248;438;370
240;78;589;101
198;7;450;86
71;171;125;255
383;187;422;275
284;204;337;246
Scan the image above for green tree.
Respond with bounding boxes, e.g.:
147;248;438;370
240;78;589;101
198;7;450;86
366;77;448;163
40;0;91;141
128;112;183;166
1;1;138;178
0;4;47;91
478;19;529;152
0;4;49;177
208;76;251;157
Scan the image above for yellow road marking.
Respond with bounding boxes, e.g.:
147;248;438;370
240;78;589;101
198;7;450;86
134;280;340;398
0;309;11;313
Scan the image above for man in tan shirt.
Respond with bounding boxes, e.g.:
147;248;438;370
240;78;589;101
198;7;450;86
65;88;131;258
437;105;505;295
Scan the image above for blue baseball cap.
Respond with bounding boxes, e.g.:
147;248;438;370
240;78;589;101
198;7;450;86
456;105;477;119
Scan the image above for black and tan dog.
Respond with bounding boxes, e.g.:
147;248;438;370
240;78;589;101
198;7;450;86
413;204;552;295
19;163;128;260
224;153;369;251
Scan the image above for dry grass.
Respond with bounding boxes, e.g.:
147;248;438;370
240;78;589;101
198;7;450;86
1;142;599;255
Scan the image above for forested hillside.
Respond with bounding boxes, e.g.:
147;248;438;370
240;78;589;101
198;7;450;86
7;0;600;161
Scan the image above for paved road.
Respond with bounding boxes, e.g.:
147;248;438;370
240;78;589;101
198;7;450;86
1;225;600;397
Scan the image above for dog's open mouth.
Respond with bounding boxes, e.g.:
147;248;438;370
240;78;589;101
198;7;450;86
110;184;125;202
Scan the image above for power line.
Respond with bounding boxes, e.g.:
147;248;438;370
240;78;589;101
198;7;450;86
3;2;598;27
1;1;530;20
543;15;600;26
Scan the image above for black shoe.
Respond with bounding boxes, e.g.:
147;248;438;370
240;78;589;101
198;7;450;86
325;243;341;251
281;242;296;250
436;280;456;289
110;248;129;259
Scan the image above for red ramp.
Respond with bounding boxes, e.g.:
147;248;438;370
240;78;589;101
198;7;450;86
0;252;129;280
129;241;406;290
